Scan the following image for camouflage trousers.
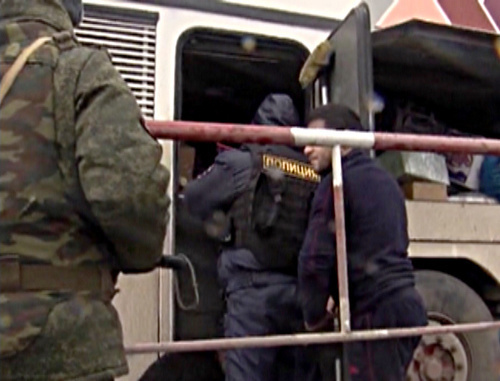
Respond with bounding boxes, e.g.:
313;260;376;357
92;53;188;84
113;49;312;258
0;294;128;381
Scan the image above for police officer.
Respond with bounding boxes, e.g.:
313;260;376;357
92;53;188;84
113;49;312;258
0;1;170;380
299;104;428;381
184;94;318;381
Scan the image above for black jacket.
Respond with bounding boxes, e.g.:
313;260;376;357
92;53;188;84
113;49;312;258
298;150;415;326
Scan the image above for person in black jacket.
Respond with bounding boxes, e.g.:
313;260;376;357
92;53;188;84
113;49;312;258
298;104;428;381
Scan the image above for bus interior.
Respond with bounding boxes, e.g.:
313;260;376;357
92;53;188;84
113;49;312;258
174;29;309;341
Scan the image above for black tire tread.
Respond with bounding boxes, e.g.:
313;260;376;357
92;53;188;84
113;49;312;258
415;270;499;381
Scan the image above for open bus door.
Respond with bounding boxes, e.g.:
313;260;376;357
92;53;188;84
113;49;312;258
305;2;373;131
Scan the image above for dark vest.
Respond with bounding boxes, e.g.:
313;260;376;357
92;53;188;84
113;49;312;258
230;144;320;273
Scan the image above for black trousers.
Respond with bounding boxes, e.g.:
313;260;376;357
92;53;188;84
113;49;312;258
310;288;427;381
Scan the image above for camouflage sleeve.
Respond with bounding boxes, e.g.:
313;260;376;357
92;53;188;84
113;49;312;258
74;49;170;273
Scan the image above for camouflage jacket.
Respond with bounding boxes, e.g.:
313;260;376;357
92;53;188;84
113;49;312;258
0;0;170;379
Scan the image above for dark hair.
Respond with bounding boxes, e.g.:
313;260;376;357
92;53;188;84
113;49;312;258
306;104;363;131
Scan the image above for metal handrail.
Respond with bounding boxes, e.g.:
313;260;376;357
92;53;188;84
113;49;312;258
128;119;500;355
126;321;500;354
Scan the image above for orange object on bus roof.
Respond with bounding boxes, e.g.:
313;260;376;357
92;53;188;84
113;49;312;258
376;0;500;33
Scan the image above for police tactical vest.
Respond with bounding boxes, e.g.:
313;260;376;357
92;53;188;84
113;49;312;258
230;144;320;273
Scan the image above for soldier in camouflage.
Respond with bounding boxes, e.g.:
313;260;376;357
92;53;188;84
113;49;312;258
0;0;170;380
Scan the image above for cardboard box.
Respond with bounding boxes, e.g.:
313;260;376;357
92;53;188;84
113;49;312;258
403;181;448;201
377;151;450;185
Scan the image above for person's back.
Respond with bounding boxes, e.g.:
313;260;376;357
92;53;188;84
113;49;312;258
342;150;415;313
0;1;169;380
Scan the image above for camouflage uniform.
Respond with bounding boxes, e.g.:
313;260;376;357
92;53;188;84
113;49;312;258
0;0;170;380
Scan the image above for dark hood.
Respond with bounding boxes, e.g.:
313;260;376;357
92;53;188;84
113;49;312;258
251;94;300;127
61;0;83;26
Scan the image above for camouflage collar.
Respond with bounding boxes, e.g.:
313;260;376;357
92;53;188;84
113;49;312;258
0;0;74;32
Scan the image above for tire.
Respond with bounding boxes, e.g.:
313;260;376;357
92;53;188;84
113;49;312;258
413;270;500;381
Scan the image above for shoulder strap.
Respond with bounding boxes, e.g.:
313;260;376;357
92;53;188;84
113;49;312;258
52;31;77;52
240;144;265;175
0;36;53;107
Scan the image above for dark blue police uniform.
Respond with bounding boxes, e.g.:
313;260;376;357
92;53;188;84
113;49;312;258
184;94;317;381
185;148;308;381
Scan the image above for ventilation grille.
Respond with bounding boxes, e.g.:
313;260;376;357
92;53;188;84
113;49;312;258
75;7;157;119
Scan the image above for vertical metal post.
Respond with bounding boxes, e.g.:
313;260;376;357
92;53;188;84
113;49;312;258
320;81;351;380
332;145;351;333
160;141;176;346
332;145;351;381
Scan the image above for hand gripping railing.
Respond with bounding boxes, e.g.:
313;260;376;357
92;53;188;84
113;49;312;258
127;120;500;355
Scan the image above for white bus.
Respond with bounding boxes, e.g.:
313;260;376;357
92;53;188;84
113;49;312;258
76;1;500;379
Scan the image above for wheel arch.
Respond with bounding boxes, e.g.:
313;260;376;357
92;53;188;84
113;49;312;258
411;257;500;317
